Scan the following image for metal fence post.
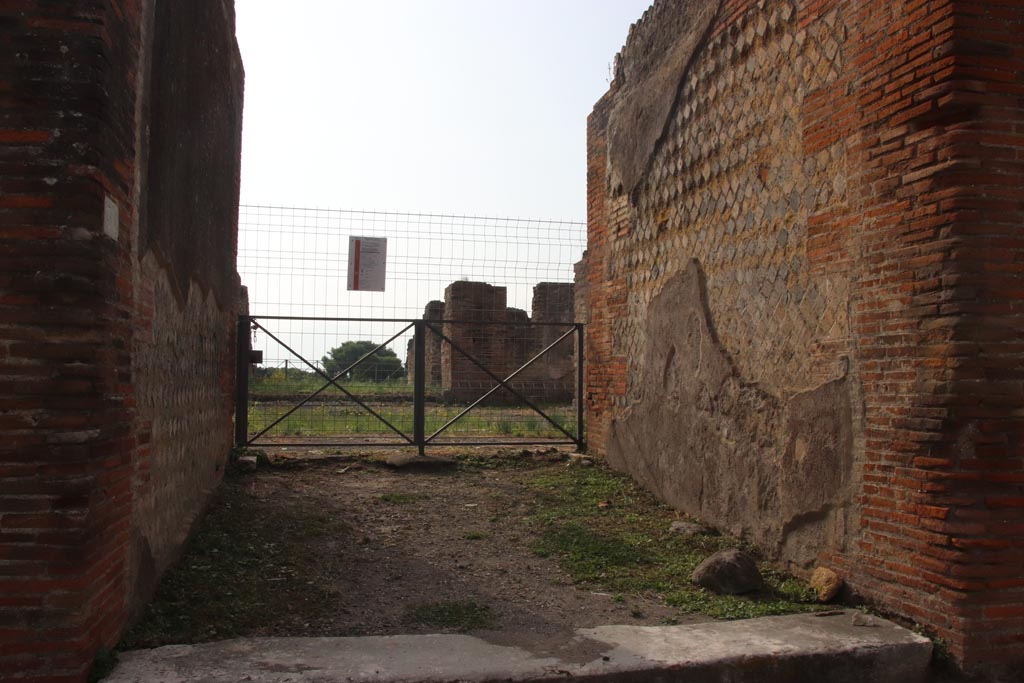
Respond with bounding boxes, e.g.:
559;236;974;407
576;323;585;453
413;320;426;456
235;316;251;447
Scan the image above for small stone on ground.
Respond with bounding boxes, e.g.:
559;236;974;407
810;566;843;603
383;453;457;470
235;455;258;473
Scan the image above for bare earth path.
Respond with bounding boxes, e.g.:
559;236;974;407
283;451;688;651
115;450;953;683
123;449;705;655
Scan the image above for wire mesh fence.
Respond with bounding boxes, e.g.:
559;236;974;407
236;206;586;448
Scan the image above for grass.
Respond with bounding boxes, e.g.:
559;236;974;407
119;477;349;649
525;465;823;620
403;600;495;631
252;375;413;398
248;401;577;440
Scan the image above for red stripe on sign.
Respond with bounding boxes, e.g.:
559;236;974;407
353;239;361;290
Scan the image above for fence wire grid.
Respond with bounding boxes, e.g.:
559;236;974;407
236;205;586;447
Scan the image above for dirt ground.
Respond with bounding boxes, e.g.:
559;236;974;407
125;447;728;653
118;447;965;682
124;445;834;659
241;449;690;647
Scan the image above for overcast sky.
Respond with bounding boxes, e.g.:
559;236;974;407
234;0;652;221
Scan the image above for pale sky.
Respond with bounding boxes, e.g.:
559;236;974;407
234;0;653;221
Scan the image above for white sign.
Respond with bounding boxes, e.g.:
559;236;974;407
347;236;387;292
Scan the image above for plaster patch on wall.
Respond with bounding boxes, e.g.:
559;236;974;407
607;261;852;566
607;0;722;198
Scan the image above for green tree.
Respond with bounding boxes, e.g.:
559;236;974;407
321;341;405;382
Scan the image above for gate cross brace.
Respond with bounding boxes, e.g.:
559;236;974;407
424;321;578;444
246;320;415;445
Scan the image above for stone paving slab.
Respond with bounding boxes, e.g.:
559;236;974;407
106;610;932;683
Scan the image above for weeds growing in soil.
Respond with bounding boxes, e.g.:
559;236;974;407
120;478;349;649
120;452;824;654
526;465;821;620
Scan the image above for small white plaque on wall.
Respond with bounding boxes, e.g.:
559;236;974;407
103;195;119;240
346;236;387;292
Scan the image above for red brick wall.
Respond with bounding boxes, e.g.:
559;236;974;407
837;0;1024;670
941;2;1024;665
583;92;627;457
585;0;1023;672
0;1;243;680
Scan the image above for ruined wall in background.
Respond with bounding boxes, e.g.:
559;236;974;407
518;283;575;402
0;1;244;679
423;300;445;386
503;307;532;382
586;0;1023;673
427;282;575;404
441;281;508;402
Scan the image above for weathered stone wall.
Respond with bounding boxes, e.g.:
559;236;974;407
0;1;244;679
599;0;855;569
128;0;243;618
586;0;1024;673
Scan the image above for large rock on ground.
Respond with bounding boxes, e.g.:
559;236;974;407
691;549;763;594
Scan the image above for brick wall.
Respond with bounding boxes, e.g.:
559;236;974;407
584;92;628;457
586;0;1022;673
0;1;243;680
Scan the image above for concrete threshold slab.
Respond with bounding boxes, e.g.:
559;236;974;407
106;610;932;683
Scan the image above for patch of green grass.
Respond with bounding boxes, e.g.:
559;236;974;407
664;583;822;620
524;465;820;620
463;531;490;540
120;477;349;649
533;524;653;582
403;600;495;631
378;492;426;504
248;402;577;440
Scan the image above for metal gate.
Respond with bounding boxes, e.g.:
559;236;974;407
235;315;584;453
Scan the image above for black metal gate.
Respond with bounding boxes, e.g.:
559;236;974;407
235;315;584;453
